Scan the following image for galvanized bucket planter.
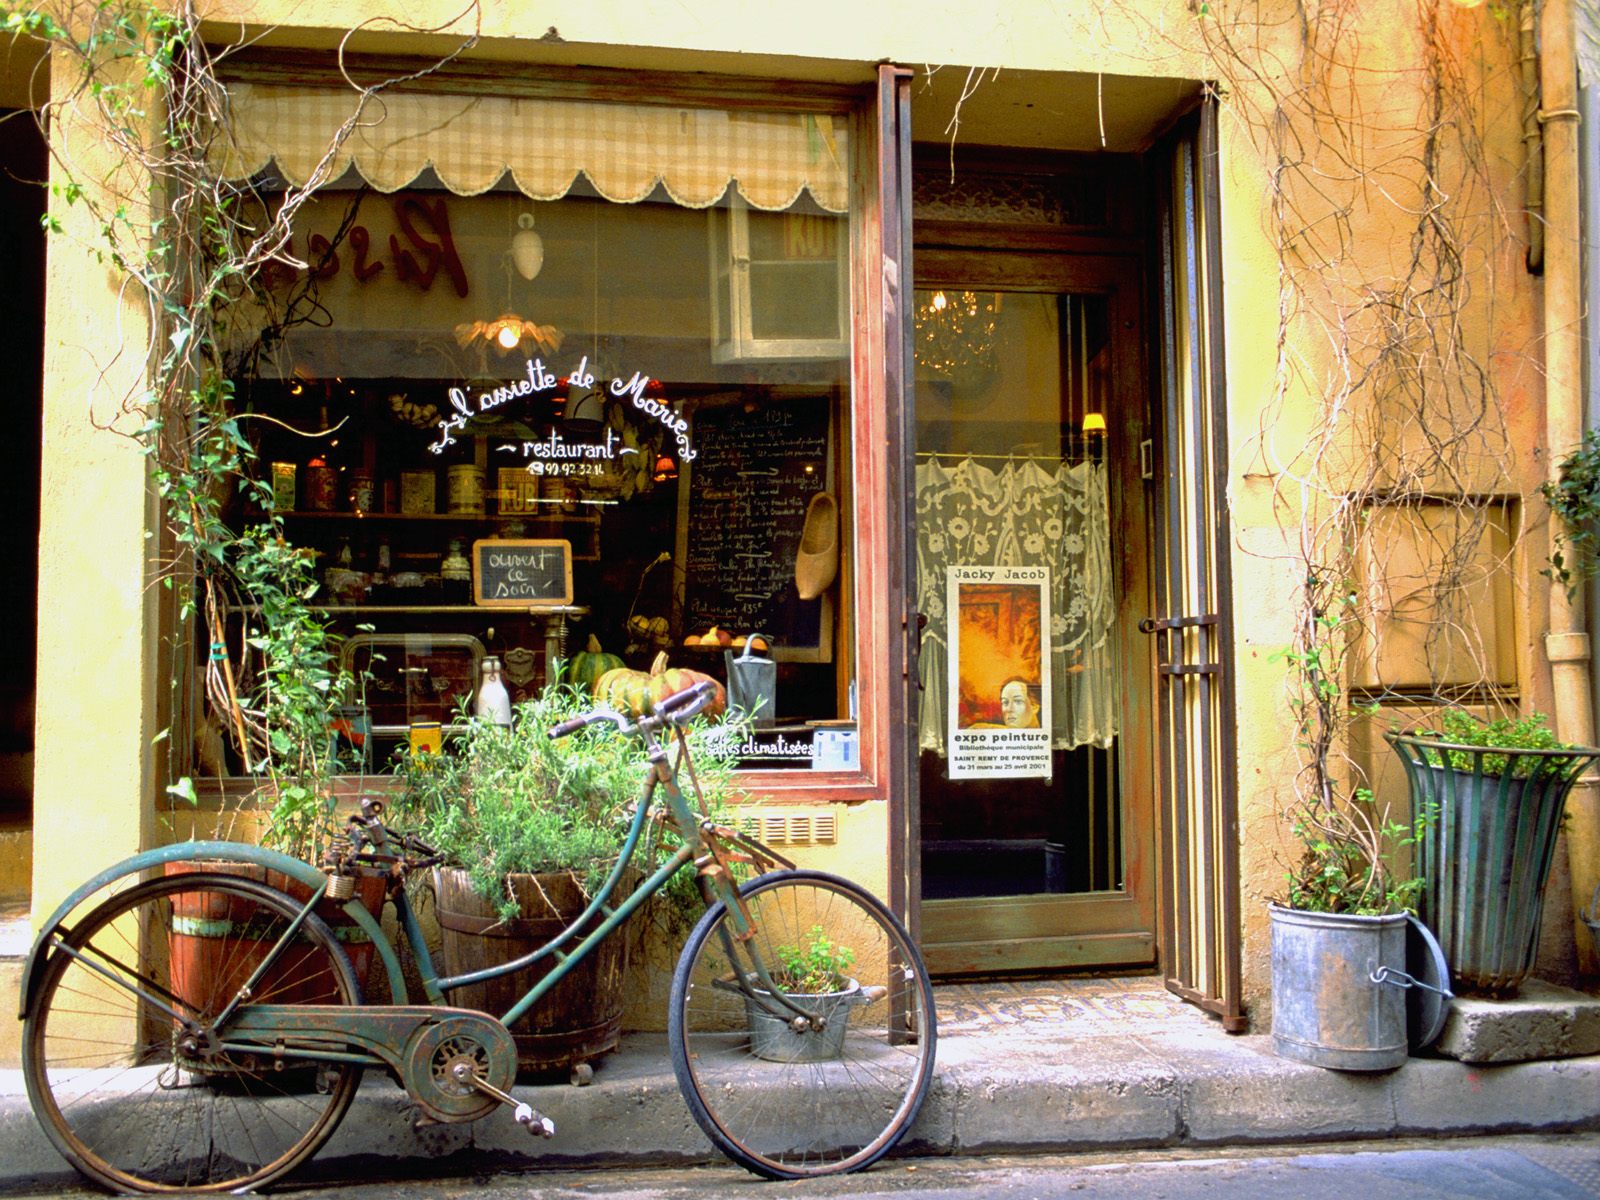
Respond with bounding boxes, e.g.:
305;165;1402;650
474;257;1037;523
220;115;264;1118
1386;730;1600;996
744;981;862;1063
1269;905;1411;1071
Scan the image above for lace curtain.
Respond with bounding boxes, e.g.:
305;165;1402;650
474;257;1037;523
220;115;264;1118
915;456;1118;755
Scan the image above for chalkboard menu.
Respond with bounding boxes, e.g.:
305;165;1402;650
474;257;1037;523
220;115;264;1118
472;539;574;607
679;398;831;659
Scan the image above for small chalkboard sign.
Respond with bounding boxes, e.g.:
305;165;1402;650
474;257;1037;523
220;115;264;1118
472;539;573;607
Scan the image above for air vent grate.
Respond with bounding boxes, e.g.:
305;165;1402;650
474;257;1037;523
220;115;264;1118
737;811;837;845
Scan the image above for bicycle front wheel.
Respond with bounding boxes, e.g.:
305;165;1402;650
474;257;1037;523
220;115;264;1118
668;869;936;1179
23;871;364;1193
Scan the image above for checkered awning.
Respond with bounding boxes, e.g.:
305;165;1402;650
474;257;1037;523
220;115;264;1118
217;82;849;213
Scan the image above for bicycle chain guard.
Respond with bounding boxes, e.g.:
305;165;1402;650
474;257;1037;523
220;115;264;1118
402;1013;519;1123
223;1003;519;1125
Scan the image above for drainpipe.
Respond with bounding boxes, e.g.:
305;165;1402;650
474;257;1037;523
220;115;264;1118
1525;1;1546;273
1584;29;1600;970
1539;0;1600;975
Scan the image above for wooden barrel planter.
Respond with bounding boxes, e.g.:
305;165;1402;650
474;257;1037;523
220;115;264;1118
434;866;627;1077
165;860;389;1007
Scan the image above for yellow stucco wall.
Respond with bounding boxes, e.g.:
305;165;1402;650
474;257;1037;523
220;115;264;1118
30;45;161;926
24;0;1555;1031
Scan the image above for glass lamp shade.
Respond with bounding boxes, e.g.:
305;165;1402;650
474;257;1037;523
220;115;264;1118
511;212;545;281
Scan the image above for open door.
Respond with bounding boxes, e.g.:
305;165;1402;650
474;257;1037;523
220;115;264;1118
1146;102;1244;1030
911;249;1158;975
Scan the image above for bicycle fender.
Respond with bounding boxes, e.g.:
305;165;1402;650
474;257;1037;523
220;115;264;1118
18;839;405;1020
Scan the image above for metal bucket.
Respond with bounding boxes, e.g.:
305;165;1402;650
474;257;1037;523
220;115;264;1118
744;982;861;1063
1269;905;1408;1071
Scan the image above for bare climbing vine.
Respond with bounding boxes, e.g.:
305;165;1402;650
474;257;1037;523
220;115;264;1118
1185;0;1526;909
7;0;481;852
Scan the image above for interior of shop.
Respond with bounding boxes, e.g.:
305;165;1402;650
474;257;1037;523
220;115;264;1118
215;180;857;774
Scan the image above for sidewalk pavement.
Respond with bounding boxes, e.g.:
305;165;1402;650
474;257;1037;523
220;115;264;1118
1;976;1597;1190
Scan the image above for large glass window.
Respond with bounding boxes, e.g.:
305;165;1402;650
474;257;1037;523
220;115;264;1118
215;91;857;772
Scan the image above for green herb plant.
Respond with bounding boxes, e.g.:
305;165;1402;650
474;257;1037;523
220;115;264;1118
773;924;856;995
1420;708;1572;780
1271;590;1430;916
395;677;746;923
1282;787;1432;916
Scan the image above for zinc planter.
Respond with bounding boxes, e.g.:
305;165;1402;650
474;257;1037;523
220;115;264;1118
744;980;861;1063
1269;905;1408;1071
1387;730;1600;996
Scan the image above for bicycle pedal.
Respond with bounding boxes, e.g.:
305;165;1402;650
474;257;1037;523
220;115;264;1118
513;1103;556;1139
448;1060;555;1139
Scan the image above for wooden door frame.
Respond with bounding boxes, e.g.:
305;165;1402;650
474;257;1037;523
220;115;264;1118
911;248;1157;975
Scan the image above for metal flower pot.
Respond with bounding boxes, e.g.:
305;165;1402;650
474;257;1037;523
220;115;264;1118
745;979;861;1063
1387;730;1600;996
1270;905;1409;1071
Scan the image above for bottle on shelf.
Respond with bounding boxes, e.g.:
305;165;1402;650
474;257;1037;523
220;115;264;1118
304;405;339;512
441;537;472;604
475;656;513;727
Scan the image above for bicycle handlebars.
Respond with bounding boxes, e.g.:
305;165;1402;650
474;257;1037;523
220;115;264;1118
548;679;719;740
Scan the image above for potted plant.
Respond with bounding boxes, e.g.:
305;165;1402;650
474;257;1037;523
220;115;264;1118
169;611;389;1006
396;677;744;1075
1269;783;1431;1071
1386;710;1600;996
744;924;860;1063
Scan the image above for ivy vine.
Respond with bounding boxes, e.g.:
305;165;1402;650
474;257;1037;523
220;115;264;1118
1543;427;1600;594
11;0;479;855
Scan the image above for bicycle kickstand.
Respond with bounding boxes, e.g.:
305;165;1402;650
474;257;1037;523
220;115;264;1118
447;1062;556;1139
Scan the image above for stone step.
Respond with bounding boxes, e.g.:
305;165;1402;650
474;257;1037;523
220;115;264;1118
1435;980;1600;1063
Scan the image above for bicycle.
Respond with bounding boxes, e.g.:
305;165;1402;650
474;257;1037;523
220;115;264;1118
18;681;937;1193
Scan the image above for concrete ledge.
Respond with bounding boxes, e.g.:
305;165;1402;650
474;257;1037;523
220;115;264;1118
1434;981;1600;1064
1;1031;1598;1190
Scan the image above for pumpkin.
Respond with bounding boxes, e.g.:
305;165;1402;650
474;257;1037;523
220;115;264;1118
593;663;655;715
647;652;727;719
595;653;726;718
566;634;624;693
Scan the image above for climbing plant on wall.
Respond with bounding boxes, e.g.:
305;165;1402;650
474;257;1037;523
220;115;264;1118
4;0;482;853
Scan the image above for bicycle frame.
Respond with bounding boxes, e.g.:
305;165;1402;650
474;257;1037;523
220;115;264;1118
21;709;811;1060
399;718;805;1031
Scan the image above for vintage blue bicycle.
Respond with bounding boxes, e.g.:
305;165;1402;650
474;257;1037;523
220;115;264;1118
18;682;936;1192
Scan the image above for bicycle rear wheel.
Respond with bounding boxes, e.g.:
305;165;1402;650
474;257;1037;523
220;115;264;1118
23;871;364;1193
668;869;936;1178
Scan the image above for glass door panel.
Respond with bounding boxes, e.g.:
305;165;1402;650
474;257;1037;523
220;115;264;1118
912;256;1154;976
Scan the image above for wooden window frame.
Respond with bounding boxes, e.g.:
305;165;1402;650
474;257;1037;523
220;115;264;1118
189;52;899;809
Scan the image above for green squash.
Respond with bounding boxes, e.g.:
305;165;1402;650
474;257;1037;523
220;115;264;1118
566;634;625;694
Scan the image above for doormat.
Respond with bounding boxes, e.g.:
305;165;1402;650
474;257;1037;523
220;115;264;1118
934;974;1215;1038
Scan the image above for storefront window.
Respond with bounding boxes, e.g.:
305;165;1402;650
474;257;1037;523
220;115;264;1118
217;89;857;773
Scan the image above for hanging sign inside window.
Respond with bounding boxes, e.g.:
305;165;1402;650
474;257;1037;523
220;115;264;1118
473;539;574;607
946;564;1053;780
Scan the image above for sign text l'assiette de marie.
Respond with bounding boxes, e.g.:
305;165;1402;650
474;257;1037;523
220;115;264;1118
428;358;697;475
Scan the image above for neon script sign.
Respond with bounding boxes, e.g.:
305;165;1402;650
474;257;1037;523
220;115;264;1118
429;358;696;469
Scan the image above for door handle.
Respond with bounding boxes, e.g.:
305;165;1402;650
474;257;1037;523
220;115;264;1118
906;612;929;689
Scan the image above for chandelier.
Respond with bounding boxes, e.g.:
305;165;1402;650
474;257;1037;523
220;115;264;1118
454;314;564;355
913;289;1001;389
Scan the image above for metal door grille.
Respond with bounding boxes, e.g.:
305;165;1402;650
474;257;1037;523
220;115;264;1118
1147;101;1244;1031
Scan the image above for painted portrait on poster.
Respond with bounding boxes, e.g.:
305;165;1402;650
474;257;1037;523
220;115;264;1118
946;564;1052;779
